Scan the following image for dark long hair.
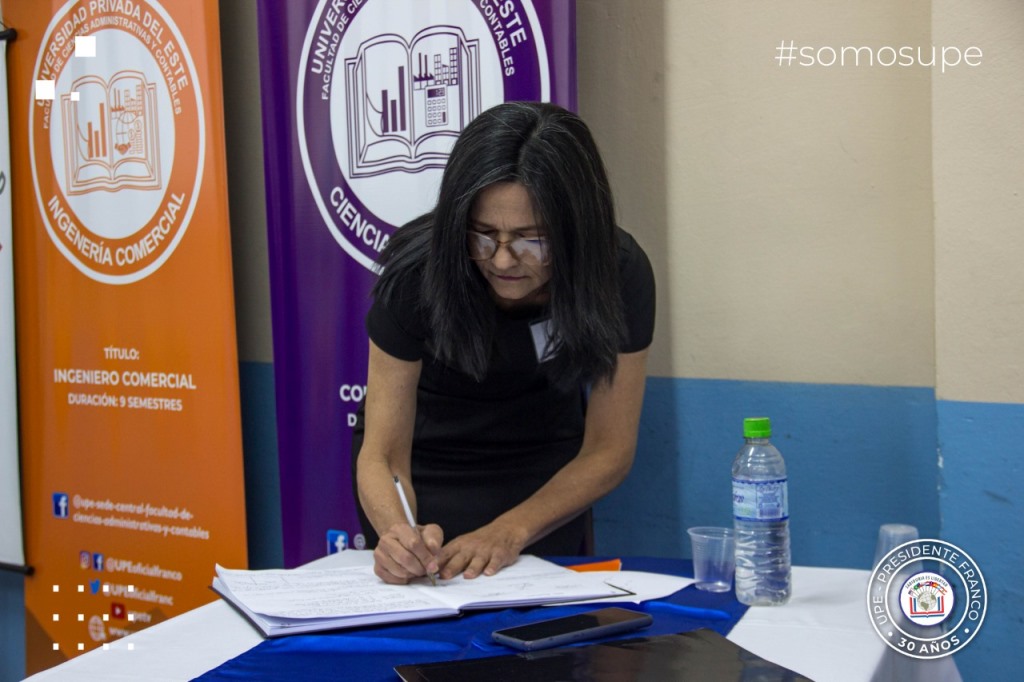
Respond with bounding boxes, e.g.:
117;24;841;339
374;101;626;386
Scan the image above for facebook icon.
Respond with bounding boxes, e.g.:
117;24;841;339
326;530;349;555
52;493;70;519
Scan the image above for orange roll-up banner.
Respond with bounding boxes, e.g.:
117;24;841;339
5;0;247;673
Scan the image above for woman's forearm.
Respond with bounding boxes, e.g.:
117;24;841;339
357;452;413;536
492;444;634;547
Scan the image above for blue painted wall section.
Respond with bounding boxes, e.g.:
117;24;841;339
238;361;284;569
936;400;1021;681
594;377;941;569
0;571;25;682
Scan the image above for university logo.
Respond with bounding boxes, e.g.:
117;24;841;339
867;539;987;659
901;572;953;625
297;0;552;270
29;0;205;284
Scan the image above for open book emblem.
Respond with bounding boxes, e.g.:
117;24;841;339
60;71;162;195
344;27;481;178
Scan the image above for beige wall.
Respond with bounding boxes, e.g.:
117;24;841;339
578;1;936;388
933;0;1024;404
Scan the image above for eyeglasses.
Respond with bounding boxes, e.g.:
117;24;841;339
467;231;550;265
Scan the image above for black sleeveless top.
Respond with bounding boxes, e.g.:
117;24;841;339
352;227;655;555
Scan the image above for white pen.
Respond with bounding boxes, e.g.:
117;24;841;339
392;475;438;585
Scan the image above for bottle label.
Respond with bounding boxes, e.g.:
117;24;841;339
732;478;789;521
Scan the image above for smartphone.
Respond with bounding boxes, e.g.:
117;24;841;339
491;607;653;651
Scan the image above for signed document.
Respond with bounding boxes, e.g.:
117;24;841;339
212;555;629;637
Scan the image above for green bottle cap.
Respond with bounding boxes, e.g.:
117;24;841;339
743;417;772;438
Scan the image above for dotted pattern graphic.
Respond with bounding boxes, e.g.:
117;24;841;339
50;582;135;654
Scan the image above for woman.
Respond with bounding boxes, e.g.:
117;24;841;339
353;101;655;584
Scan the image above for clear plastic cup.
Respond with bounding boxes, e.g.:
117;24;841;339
687;526;736;592
873;523;919;568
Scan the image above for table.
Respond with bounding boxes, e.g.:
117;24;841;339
22;552;949;682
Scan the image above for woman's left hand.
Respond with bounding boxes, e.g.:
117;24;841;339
436;521;528;579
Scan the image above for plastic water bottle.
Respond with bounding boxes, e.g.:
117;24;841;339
732;417;791;605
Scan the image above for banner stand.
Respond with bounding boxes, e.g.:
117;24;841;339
257;0;577;568
5;1;248;672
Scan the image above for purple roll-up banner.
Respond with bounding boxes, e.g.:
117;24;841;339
256;0;577;566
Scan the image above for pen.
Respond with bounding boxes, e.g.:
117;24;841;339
392;475;438;586
646;600;731;621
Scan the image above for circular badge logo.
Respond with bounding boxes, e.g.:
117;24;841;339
297;0;551;271
29;0;205;284
867;539;987;659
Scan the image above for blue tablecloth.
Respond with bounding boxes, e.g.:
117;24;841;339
193;557;747;681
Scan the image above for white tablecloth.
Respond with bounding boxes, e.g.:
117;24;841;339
24;553;960;682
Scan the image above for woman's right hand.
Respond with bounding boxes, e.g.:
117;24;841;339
372;522;444;584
